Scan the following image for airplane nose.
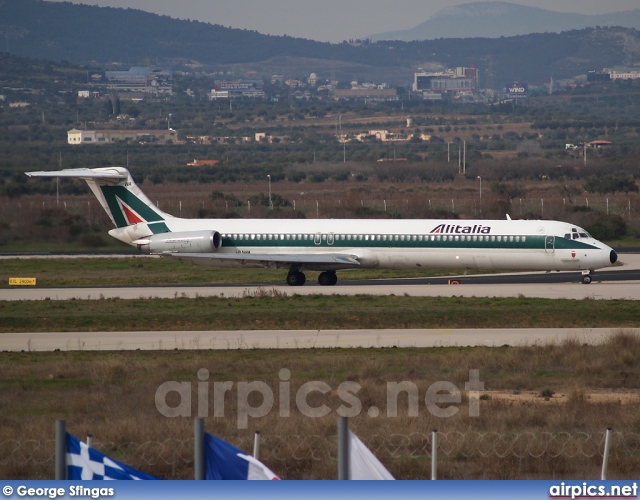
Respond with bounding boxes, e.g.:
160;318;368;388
610;249;618;265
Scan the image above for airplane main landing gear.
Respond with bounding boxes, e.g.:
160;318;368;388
286;271;306;286
581;270;593;284
318;271;338;286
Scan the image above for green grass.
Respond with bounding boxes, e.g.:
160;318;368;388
1;295;639;332
1;334;639;480
0;257;494;287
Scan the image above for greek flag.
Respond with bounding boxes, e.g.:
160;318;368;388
204;434;279;480
66;433;158;480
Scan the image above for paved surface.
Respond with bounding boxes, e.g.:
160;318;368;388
2;255;638;352
1;278;639;301
2;327;638;352
2;255;638;301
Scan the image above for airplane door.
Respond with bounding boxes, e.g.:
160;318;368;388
545;236;555;253
314;232;322;245
327;233;334;246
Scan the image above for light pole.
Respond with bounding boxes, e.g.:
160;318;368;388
463;140;466;174
267;174;272;209
477;176;482;215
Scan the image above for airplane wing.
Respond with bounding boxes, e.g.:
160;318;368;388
164;252;361;269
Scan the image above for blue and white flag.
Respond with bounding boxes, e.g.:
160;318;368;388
204;433;279;480
66;433;158;480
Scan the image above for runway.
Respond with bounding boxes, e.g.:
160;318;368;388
2;255;638;352
1;274;639;301
2;254;639;301
2;327;638;352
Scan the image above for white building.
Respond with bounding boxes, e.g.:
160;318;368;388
67;128;177;145
209;90;229;100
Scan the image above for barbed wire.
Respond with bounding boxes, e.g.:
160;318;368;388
2;431;639;467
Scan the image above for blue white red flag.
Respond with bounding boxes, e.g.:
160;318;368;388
204;433;279;480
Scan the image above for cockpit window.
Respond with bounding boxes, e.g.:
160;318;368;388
564;234;571;240
579;232;588;238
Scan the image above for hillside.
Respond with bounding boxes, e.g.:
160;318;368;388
370;2;640;41
1;1;640;85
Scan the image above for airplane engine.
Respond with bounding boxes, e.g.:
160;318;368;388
136;230;222;254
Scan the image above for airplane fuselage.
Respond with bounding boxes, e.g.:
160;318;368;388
111;217;616;274
26;167;618;286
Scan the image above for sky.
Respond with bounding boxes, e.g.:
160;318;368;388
51;0;640;43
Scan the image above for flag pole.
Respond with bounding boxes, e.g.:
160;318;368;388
55;420;67;480
338;416;350;480
253;430;261;460
601;427;612;480
194;418;205;480
431;429;438;480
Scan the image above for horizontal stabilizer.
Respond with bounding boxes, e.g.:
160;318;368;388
26;168;127;181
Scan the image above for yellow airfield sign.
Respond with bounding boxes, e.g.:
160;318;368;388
9;278;37;286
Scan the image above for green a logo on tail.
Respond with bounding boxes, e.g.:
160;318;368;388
100;185;169;233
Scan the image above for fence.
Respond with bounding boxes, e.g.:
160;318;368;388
3;431;639;480
1;194;638;221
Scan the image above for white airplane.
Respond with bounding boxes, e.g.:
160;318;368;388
26;167;618;286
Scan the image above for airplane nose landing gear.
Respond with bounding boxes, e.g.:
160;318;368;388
581;269;593;284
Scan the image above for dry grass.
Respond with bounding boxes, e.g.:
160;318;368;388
1;331;639;479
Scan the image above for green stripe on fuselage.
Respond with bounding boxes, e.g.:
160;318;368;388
100;185;164;228
220;234;599;250
149;222;170;234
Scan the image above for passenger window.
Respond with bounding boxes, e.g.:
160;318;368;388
522;236;526;242
455;235;459;241
491;236;495;242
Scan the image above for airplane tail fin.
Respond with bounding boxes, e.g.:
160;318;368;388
25;167;173;244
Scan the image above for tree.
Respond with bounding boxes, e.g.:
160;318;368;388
584;174;638;194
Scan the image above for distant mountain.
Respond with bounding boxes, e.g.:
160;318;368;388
0;0;362;66
1;0;640;86
370;2;640;41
